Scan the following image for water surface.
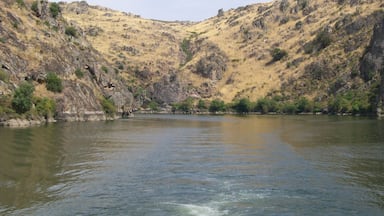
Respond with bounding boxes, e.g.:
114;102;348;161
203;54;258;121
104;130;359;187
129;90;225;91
0;115;383;215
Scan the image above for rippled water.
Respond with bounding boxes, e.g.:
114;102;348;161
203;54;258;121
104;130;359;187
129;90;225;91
0;115;383;215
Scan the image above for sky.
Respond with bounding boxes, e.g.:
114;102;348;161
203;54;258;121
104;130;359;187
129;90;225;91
54;0;271;21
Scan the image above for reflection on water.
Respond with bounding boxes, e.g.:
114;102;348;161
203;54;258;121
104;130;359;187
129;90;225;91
0;115;383;215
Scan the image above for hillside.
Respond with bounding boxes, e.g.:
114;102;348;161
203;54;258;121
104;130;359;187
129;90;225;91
1;0;384;123
0;0;134;126
61;0;384;115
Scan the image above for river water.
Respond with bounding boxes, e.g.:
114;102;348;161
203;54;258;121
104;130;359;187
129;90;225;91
0;115;383;215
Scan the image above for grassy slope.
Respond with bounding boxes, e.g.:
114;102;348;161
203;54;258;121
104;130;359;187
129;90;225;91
61;0;384;103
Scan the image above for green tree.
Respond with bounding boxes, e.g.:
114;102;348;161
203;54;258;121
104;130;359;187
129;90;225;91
234;98;252;113
34;97;56;118
46;72;63;93
12;82;34;114
209;99;226;113
296;97;313;113
49;2;60;18
255;98;278;114
197;99;207;110
179;97;194;113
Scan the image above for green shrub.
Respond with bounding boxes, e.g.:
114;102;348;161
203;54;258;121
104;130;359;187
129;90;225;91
209;99;226;113
179;97;194;113
49;2;60;18
305;30;332;54
181;38;193;64
12;82;35;114
281;102;297;114
234;98;252;113
280;0;290;12
34;97;56;118
296;97;313;113
46;72;63;93
148;101;159;111
271;48;288;62
0;95;13;115
197;99;207;110
100;97;116;117
297;0;308;9
31;1;39;15
255;97;279;114
75;68;84;78
101;66;109;73
65;26;77;37
16;0;25;8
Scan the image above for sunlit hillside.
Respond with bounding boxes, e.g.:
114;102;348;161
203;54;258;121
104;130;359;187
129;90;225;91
61;0;384;110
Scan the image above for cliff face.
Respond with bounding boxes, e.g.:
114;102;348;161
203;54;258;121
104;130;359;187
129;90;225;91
0;0;134;124
60;0;384;115
360;18;384;116
2;0;384;121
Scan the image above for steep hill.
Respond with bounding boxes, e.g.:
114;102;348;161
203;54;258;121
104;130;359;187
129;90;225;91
61;0;384;115
0;0;134;125
1;0;384;123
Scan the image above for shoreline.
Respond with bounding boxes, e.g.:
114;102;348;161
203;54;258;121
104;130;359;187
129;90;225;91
0;110;380;128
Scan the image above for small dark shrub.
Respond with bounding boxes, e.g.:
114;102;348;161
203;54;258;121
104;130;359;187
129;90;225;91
271;48;288;62
49;2;61;18
31;1;39;16
65;26;77;37
101;66;109;73
75;68;84;78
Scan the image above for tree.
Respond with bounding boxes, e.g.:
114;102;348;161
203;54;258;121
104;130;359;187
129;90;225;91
234;98;252;113
209;99;226;113
34;97;56;118
46;72;63;93
296;97;313;113
12;82;34;114
197;99;207;110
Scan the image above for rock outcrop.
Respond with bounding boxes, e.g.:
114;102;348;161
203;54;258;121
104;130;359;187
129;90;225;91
0;1;134;124
360;18;384;116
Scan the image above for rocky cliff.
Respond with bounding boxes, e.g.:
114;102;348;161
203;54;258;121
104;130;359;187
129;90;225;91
2;0;384;122
60;0;384;115
0;0;134;125
360;17;384;117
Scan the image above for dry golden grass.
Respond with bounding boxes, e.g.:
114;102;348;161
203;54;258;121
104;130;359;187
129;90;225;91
61;0;384;102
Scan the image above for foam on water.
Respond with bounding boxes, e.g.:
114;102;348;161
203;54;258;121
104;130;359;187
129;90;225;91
165;202;228;216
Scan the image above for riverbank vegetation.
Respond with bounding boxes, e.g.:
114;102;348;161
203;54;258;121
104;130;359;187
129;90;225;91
168;92;375;116
0;82;56;121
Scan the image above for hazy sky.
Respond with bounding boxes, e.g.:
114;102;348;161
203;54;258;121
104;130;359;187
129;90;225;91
54;0;271;21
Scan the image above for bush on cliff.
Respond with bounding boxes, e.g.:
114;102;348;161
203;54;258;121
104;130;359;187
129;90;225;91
46;72;63;93
12;82;34;114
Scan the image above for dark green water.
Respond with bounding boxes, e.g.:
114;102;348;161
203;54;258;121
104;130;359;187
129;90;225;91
0;115;383;215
